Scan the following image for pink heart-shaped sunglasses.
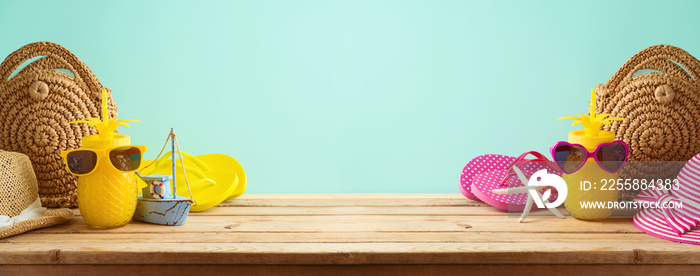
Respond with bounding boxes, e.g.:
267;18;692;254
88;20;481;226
550;140;629;174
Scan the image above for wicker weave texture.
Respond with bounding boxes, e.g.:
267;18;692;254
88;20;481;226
597;45;700;200
0;41;117;208
0;150;37;217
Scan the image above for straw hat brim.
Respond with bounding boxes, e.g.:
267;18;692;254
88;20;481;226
0;208;74;239
633;207;700;245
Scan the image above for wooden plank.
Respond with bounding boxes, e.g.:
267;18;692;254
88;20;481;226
198;206;509;216
3;232;659;244
3;194;693;269
69;196;490;217
71;206;513;217
72;205;609;218
218;194;483;207
197;206;613;218
72;205;638;219
217;198;486;207
196;206;584;217
29;216;640;234
2;264;699;276
238;193;466;199
1;242;700;265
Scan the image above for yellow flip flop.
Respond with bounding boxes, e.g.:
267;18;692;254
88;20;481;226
138;152;245;211
178;153;246;201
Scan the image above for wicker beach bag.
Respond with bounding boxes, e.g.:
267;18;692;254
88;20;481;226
595;45;700;200
0;41;117;208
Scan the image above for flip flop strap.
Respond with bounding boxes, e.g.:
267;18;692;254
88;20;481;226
499;151;558;187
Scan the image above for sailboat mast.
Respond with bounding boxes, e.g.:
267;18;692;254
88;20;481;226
172;127;176;199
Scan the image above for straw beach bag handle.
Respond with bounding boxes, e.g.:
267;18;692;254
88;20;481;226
2;42;102;93
597;45;700;97
0;41;117;207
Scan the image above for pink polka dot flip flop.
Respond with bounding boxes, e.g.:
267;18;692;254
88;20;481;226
469;151;562;211
459;154;517;201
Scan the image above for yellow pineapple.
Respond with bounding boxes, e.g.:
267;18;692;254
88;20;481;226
557;89;627;220
66;90;145;228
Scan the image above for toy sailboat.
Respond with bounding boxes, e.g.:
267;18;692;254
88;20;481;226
133;128;194;226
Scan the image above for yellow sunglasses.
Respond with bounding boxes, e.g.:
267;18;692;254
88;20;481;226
61;145;147;176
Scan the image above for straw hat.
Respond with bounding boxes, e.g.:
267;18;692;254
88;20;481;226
0;150;73;239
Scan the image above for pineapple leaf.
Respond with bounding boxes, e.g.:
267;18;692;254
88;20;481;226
69;90;140;139
570;119;584;127
594;113;611;121
120;119;142;123
558;88;627;137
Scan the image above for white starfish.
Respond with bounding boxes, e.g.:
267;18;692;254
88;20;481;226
491;166;564;223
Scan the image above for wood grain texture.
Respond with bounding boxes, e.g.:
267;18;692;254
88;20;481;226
1;193;696;274
5;264;700;276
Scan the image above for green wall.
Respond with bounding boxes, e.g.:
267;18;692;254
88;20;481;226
2;0;699;193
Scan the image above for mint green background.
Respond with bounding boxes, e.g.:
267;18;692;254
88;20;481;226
1;0;699;193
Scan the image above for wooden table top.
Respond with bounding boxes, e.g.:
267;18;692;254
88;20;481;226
2;193;700;275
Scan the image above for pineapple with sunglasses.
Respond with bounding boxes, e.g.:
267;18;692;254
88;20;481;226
554;89;628;220
61;90;146;228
